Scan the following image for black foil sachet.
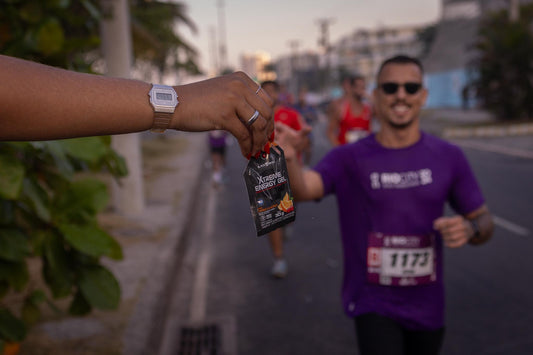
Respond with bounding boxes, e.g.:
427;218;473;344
243;144;295;236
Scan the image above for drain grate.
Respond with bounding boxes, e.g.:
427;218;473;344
177;324;222;355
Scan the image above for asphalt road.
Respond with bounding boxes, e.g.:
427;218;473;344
161;119;533;355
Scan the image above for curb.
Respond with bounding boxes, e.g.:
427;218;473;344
443;122;533;139
122;132;208;355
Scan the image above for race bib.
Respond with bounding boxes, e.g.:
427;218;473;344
367;233;436;286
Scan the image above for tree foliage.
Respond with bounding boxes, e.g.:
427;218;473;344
0;0;102;71
0;0;201;75
471;3;533;120
130;0;201;76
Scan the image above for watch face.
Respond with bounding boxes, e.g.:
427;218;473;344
156;92;173;101
150;84;178;112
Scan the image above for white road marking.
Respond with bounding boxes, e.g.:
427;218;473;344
452;141;532;236
455;140;533;159
493;215;530;237
189;185;217;322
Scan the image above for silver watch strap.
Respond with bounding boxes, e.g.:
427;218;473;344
150;111;173;133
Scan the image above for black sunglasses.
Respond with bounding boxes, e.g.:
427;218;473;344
380;82;422;95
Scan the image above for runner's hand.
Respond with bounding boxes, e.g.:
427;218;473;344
274;122;311;161
171;72;274;158
433;215;473;248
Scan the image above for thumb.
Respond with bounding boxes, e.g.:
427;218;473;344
275;122;297;142
301;121;312;136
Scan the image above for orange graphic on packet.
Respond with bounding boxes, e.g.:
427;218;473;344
278;192;294;213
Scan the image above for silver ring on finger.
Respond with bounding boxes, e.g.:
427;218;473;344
247;110;260;126
255;85;261;94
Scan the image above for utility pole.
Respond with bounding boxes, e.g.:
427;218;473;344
316;18;335;91
209;25;219;76
509;0;520;22
217;0;228;73
100;0;145;215
287;40;300;98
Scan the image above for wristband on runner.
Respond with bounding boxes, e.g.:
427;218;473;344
469;219;480;240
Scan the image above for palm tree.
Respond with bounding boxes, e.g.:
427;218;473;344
130;0;202;80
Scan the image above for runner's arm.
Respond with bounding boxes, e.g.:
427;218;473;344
326;101;341;146
275;123;324;201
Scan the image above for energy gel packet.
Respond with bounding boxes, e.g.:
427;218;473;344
243;143;295;236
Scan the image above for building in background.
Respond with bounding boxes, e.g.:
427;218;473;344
422;0;482;108
239;51;276;82
423;0;532;108
240;0;531;108
275;50;321;93
334;24;429;88
271;23;429;100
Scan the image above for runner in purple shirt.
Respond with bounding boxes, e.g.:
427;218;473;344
276;55;494;355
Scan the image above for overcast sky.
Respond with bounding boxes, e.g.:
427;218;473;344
180;0;442;73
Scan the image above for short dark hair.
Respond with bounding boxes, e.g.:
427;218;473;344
340;74;364;85
260;80;280;91
377;55;424;81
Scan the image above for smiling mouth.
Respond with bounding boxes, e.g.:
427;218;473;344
392;103;410;115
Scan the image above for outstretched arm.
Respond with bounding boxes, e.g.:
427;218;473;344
0;55;274;157
275;123;324;202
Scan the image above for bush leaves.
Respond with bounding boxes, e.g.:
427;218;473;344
0;308;26;342
58;223;122;260
78;266;120;310
0;229;30;262
0;154;25;200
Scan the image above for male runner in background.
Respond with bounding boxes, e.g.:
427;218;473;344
276;55;494;354
327;74;372;146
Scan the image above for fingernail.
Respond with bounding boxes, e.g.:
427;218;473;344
263;142;270;154
246;153;252;160
254;151;261;159
269;131;275;142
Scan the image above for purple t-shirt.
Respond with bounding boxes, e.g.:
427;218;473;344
313;132;485;330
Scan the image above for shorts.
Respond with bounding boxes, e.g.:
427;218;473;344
354;313;445;355
210;146;226;155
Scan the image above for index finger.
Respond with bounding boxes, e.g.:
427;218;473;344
234;72;274;117
433;216;450;231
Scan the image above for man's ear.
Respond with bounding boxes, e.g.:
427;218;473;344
421;87;429;106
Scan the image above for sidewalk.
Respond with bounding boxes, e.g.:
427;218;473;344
19;132;208;355
421;108;533;139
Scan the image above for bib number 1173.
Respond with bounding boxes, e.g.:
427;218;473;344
367;233;436;286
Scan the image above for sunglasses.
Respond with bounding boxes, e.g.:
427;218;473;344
380;82;422;95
